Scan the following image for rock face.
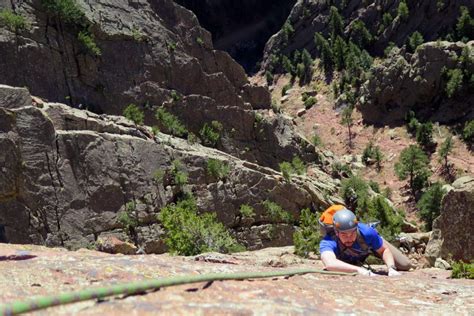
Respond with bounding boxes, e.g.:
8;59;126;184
175;0;296;72
425;176;474;265
1;244;473;315
359;41;474;125
0;0;314;169
262;0;474;68
0;85;339;252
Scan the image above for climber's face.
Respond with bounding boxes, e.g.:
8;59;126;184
336;229;357;247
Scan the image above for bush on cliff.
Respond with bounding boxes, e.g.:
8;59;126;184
158;196;244;255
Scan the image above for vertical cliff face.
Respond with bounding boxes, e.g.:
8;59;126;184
0;0;316;169
175;0;297;73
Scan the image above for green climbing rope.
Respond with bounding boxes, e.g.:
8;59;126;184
0;268;355;315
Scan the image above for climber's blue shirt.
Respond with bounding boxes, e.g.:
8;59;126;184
319;223;383;264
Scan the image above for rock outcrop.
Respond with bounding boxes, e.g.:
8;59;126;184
0;0;314;169
1;244;473;315
0;84;339;252
425;176;474;265
359;41;474;125
262;0;473;68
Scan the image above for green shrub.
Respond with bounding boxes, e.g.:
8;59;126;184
0;9;27;32
41;0;86;24
200;121;222;147
155;108;187;138
366;196;402;241
279;161;293;182
78;31;101;56
368;180;380;193
282;56;295;76
374;146;383;171
382;12;393;27
239;204;255;220
408;31;424;52
282;21;294;43
451;260;474;279
153;169;165;184
455;6;474;42
279;157;306;181
304;96;316;109
170;90;181;102
293;208;321;257
131;27;144;42
395;145;431;194
265;71;274;86
384;42;396;57
312;133;322;147
340;106;354;147
167;41;176;52
417;182;446;231
445;68;464;98
207;159;230;181
187;132;198;145
397;0;409;20
362;141;375;165
196;37;204;46
171;160;188;188
331;162;353;178
263;200;292;223
416;121;434;148
158;196;244;255
406;111;420;136
282;83;292;96
350;20;372;48
463;120;474;144
291;156;306;175
123;103;144;125
340;175;370;215
118;200;139;239
438;136;453;170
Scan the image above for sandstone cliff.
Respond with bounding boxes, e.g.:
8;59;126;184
0;0;314;168
0;84;339;252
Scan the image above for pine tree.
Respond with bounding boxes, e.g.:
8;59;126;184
417;183;446;230
438;136;453;171
395;145;431;194
314;32;333;71
332;36;347;71
340;106;354;148
397;1;409;21
408;31;424;52
329;6;344;40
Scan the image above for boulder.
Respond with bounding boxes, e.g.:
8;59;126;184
425;176;474;265
96;235;138;255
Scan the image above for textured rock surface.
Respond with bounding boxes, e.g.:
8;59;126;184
359;41;474;125
0;244;473;315
425;176;474;264
263;0;474;68
0;0;314;168
0;88;340;251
